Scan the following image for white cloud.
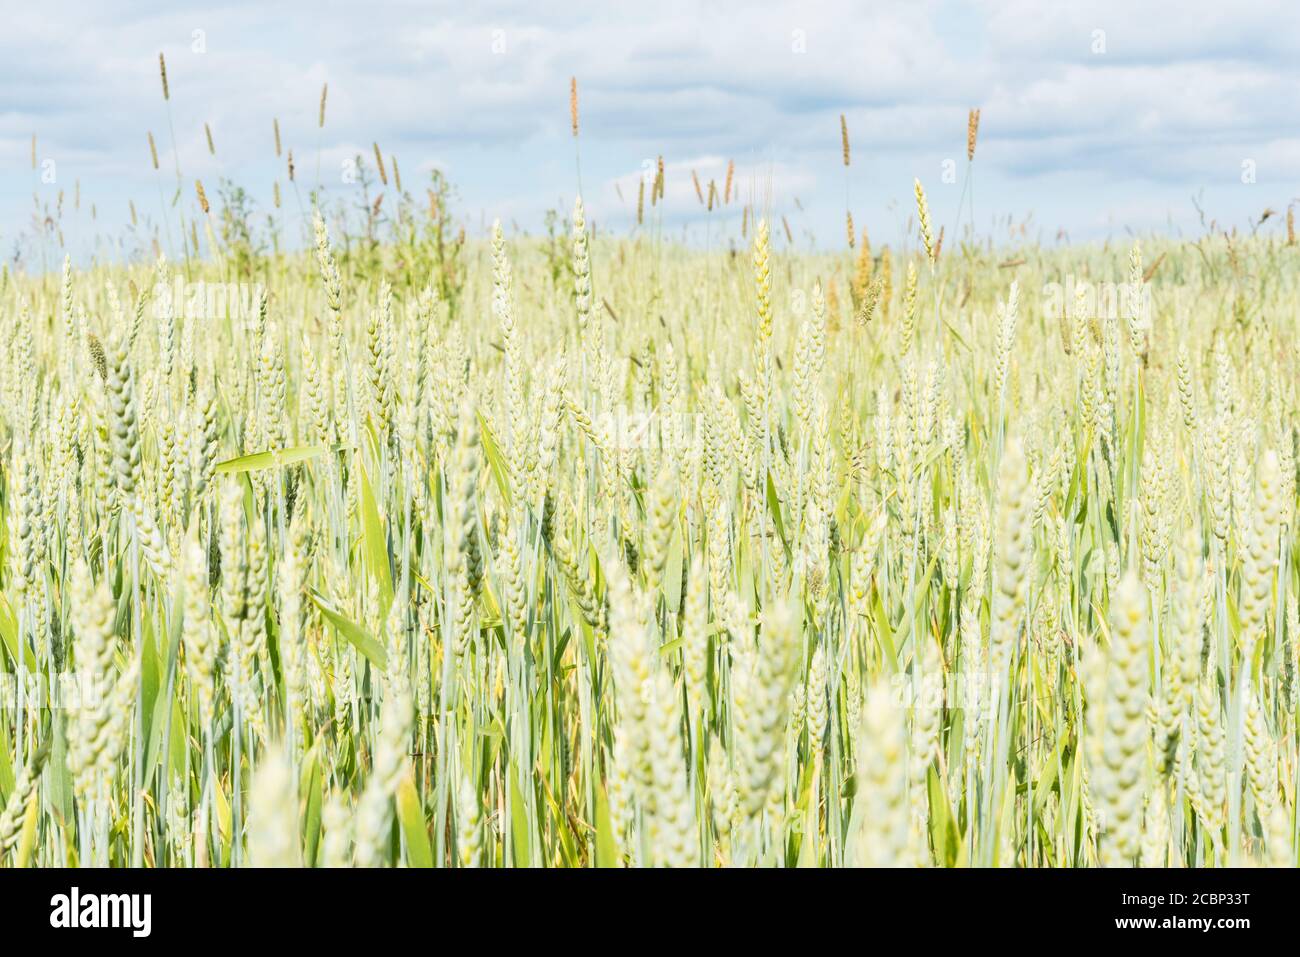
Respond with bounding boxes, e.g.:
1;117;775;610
2;0;1299;264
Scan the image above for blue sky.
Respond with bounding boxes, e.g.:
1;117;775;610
3;0;1300;268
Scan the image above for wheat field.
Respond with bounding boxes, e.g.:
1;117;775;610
1;122;1298;868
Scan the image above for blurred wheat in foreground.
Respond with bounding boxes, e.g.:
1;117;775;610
0;192;1297;869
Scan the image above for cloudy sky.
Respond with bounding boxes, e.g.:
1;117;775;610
3;0;1299;266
